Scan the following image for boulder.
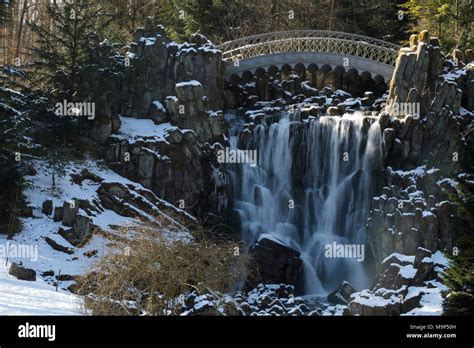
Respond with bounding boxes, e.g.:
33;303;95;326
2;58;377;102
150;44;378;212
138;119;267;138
45;237;74;255
20;206;33;217
327;281;357;305
414;247;432;267
401;290;423;313
53;206;64;222
58;215;92;247
245;236;302;290
165;128;184;144
373;261;417;290
62;201;79;227
327;106;340;116
362;91;375;106
414;258;434;285
42;200;53;216
70;169;103;185
8;263;36;281
349;290;401;316
149;100;167;124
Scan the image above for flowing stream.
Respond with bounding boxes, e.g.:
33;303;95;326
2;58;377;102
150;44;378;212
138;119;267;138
229;111;383;294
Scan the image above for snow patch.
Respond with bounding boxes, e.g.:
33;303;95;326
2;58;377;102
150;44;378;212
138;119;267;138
115;116;175;143
382;253;415;265
0;257;80;315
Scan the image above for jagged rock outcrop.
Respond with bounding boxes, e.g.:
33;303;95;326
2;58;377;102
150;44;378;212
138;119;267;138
367;167;460;267
122;18;224;119
382;32;473;175
367;32;473;267
386;30;461;116
166;81;226;143
96;181;196;227
105;128;231;225
77;19;226;146
94;19;230;225
75;36;123;143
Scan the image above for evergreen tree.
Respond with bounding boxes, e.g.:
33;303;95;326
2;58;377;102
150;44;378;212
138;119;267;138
173;0;252;42
168;0;414;45
442;179;474;315
176;0;227;41
402;0;474;50
28;0;112;100
0;82;28;236
345;0;412;43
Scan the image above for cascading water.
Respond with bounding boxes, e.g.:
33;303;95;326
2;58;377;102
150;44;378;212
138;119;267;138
229;111;383;294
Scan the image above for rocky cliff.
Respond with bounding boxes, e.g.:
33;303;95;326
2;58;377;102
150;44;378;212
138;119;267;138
122;18;224;119
345;31;474;315
368;31;474;269
95;18;231;225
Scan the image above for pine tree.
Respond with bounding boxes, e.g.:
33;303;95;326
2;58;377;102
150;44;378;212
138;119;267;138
174;0;252;42
442;179;474;315
176;0;223;41
0;83;28;236
402;0;474;50
28;0;112;100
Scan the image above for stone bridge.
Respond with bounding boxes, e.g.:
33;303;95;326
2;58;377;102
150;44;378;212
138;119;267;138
217;30;400;83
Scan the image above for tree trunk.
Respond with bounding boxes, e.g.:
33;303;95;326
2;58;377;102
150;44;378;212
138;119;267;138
15;0;29;59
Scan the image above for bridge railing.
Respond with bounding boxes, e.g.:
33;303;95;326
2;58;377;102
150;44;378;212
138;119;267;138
217;30;400;66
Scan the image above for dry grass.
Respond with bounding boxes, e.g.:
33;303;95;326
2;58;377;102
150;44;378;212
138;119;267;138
76;220;246;316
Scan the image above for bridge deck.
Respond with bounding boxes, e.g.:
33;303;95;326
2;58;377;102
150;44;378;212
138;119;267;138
217;30;400;80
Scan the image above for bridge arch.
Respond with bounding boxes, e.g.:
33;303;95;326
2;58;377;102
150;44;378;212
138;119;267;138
218;30;400;82
224;62;388;102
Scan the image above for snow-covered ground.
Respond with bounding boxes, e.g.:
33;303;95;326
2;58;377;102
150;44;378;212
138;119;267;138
0;257;80;315
0;160;138;280
402;280;447;316
111;116;176;144
0;104;205;315
0;157;191;315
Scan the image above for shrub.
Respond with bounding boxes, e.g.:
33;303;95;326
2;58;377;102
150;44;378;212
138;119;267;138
77;221;245;315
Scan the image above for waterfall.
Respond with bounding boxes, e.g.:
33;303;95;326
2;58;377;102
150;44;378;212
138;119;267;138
230;112;383;294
